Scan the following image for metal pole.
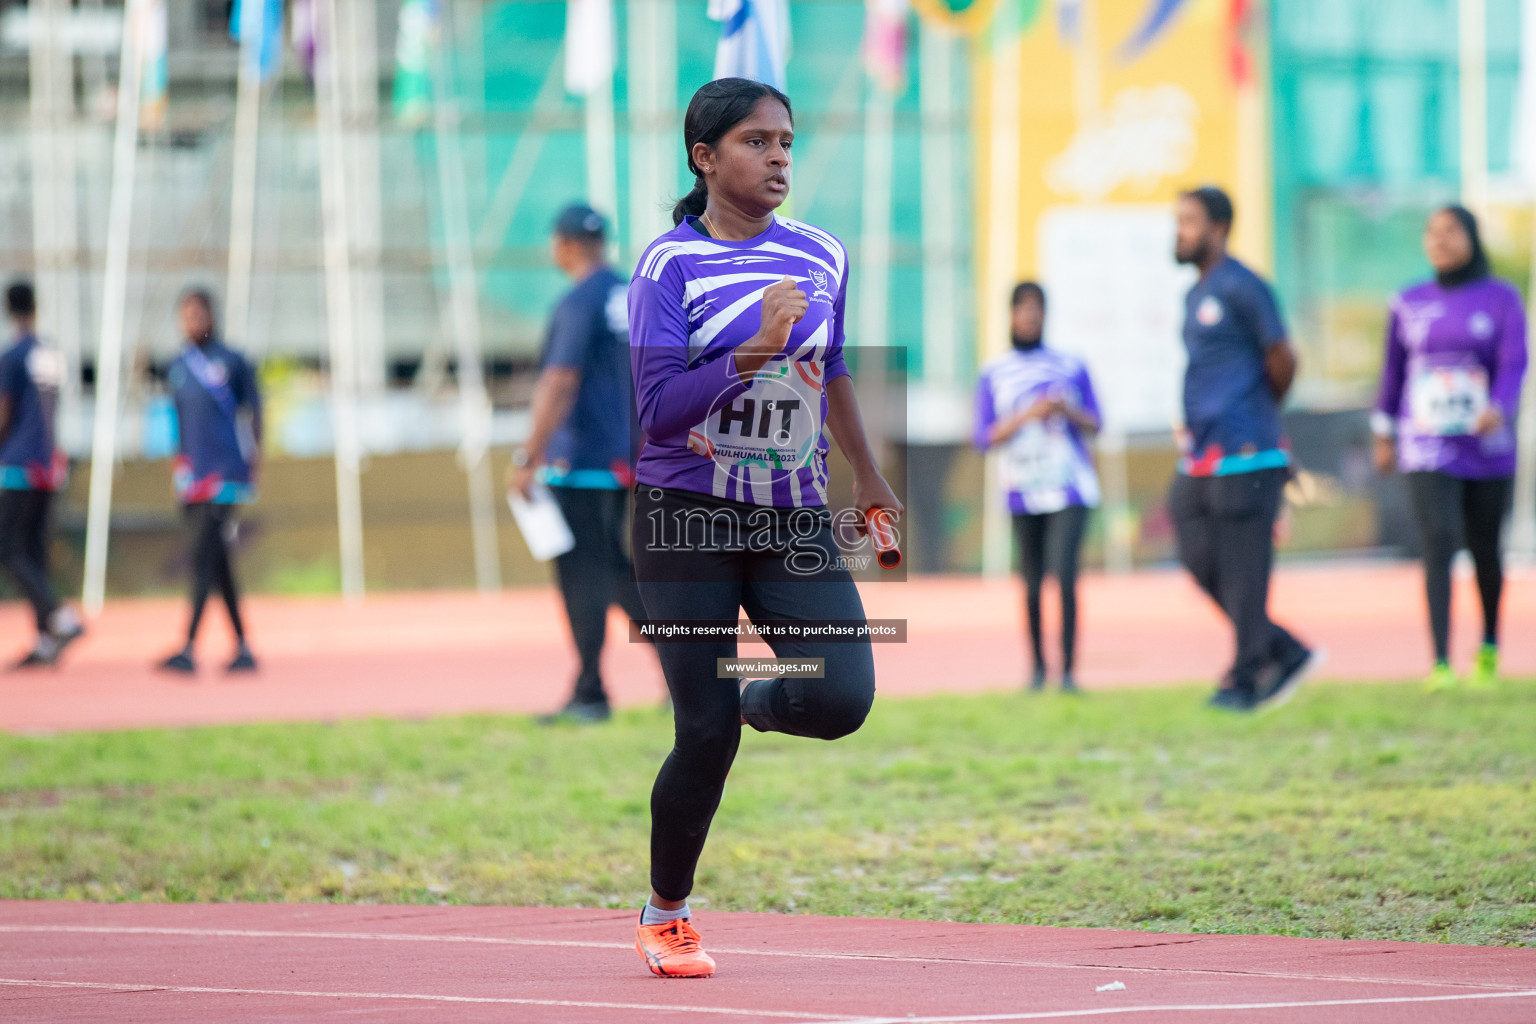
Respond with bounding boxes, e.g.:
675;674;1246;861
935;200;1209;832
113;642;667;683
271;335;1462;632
583;0;619;231
1460;0;1489;218
919;22;958;391
82;0;146;614
341;0;386;397
316;0;367;600
28;0;83;453
226;0;264;349
625;0;676;258
980;35;1021;579
432;1;501;594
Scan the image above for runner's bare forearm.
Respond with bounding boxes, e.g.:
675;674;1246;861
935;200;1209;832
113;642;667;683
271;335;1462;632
825;375;881;478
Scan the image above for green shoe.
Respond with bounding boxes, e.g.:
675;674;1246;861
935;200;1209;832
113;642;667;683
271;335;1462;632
1424;661;1458;692
1467;644;1499;690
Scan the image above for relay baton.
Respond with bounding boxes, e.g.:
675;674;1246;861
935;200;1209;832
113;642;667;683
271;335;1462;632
865;507;901;570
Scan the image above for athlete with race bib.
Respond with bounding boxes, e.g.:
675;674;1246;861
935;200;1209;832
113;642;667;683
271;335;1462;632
627;78;901;978
1372;206;1528;690
974;282;1100;693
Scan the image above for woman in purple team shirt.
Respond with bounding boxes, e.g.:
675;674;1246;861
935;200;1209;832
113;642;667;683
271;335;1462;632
626;78;902;979
974;282;1101;693
1372;206;1528;690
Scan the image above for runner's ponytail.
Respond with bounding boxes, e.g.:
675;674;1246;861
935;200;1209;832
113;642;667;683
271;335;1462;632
672;176;710;227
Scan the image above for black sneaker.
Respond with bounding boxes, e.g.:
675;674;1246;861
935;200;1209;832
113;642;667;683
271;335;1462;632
1028;666;1047;692
10;648;53;671
1207;686;1255;712
157;651;196;674
1059;674;1082;695
48;622;85;664
1255;647;1324;711
537;699;612;725
227;647;258;673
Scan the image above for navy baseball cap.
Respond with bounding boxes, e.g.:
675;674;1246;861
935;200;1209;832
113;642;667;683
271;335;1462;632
553;203;607;241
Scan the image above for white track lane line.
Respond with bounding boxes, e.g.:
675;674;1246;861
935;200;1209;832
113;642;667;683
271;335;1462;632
813;989;1536;1024
0;925;1523;993
0;978;862;1021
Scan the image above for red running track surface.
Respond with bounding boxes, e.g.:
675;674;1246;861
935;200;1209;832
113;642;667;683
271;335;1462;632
1;902;1533;1023
2;562;1534;733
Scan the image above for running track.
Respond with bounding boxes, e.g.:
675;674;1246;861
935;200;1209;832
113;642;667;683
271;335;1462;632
2;560;1533;733
1;903;1533;1023
4;564;1535;1021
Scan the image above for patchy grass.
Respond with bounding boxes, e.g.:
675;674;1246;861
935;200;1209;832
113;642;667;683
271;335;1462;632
1;681;1533;945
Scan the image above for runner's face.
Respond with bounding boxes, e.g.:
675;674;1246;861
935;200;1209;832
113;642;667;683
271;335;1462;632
179;300;212;342
1424;211;1473;276
696;97;793;218
1011;296;1043;340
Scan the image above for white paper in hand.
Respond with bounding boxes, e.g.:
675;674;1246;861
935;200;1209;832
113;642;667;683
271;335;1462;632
507;484;576;561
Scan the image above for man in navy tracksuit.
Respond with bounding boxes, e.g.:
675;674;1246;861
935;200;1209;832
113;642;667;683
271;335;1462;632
0;280;82;667
157;288;262;675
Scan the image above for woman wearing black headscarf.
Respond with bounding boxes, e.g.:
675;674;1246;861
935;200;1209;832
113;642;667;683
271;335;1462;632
1371;206;1528;690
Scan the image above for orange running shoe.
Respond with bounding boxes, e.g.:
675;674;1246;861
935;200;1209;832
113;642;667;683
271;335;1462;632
636;916;716;978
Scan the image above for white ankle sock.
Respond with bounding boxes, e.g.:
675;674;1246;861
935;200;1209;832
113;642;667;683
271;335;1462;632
641;900;690;926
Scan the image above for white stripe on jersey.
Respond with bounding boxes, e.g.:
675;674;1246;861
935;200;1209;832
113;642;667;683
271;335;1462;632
683;272;791;307
777;217;847;277
756;241;842;289
642;239;731;281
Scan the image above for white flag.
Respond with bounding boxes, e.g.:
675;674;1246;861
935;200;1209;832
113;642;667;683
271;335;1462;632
709;0;791;92
565;0;614;96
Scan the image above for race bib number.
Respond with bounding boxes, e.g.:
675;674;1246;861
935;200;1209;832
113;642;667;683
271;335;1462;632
1410;364;1488;437
693;358;824;472
1004;421;1077;498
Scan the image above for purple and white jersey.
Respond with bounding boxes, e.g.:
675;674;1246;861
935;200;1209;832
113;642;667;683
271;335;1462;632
1374;277;1528;479
974;346;1101;515
628;215;851;507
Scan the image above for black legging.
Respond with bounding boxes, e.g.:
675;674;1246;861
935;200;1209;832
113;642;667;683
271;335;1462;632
0;488;59;633
632;486;876;902
549;486;650;706
1013;506;1090;675
184;502;246;644
1405;472;1513;663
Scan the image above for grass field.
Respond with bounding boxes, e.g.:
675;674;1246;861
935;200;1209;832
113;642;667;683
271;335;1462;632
2;681;1534;947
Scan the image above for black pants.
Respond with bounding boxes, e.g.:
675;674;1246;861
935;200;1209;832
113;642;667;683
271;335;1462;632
1405;472;1513;663
1013;506;1090;675
1169;469;1306;695
549;486;649;706
0;488;59;633
632;486;876;902
183;502;245;644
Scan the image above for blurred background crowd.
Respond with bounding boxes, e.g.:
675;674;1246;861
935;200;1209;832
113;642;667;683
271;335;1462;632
1;0;1533;604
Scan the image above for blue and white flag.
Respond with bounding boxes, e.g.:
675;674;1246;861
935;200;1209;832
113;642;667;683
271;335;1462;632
708;0;791;92
230;0;285;82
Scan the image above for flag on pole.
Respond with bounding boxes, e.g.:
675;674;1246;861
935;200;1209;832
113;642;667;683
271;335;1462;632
863;0;911;93
130;0;168;129
1115;0;1192;62
231;0;286;82
1053;0;1083;46
393;0;440;126
289;0;316;80
565;0;616;96
708;0;791;91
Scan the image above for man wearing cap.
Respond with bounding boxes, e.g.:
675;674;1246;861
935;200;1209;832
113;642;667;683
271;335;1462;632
510;204;651;723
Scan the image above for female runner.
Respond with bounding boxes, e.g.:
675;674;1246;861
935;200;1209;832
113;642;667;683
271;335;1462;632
1372;205;1527;690
627;77;902;977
